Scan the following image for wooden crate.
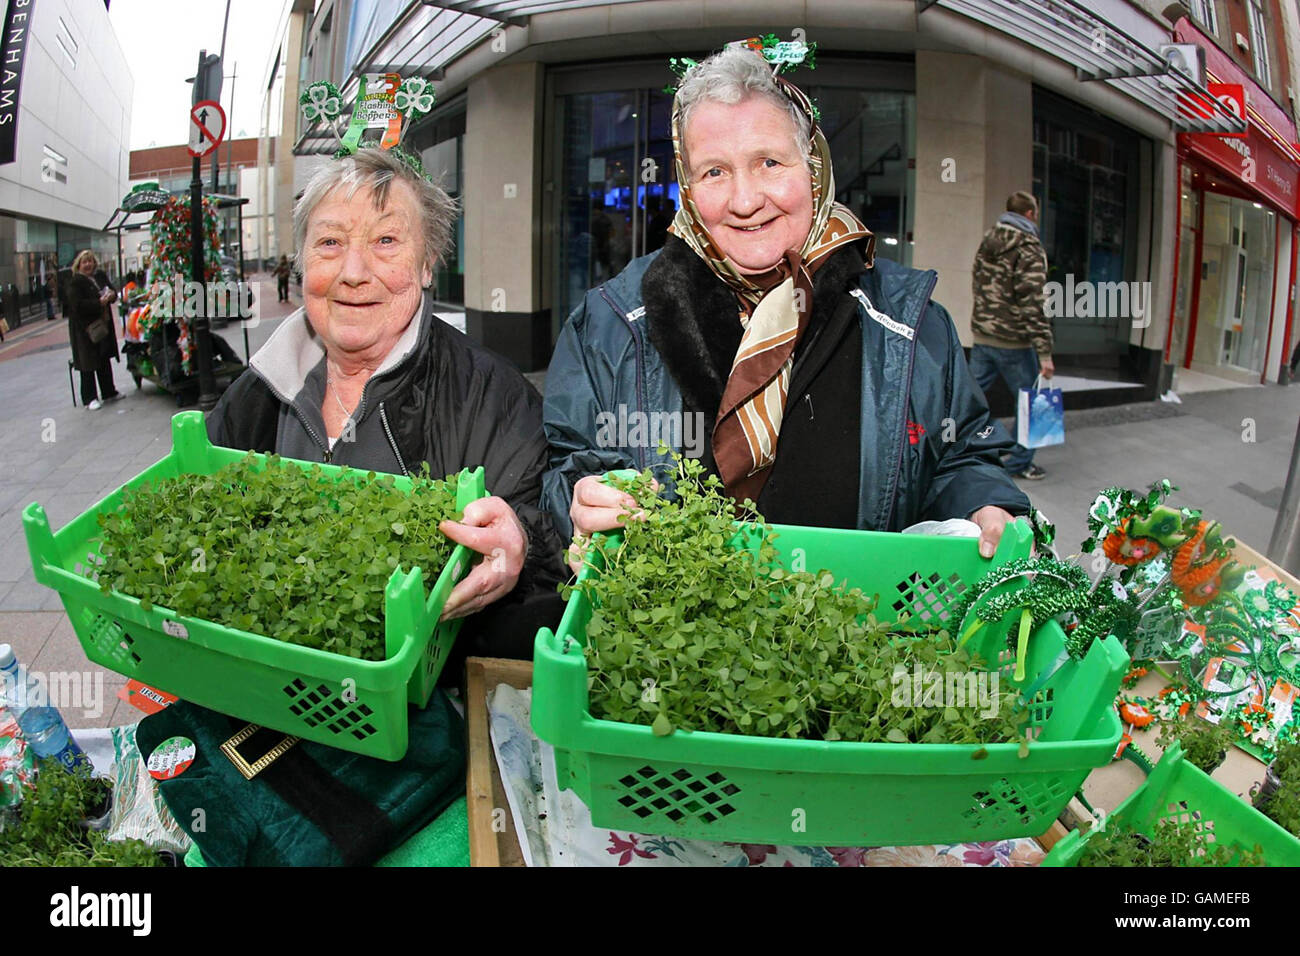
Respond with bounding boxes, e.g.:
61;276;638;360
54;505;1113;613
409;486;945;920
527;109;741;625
1050;535;1290;841
465;657;532;867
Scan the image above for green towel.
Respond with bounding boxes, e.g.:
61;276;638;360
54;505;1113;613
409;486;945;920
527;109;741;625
377;796;469;867
183;798;471;867
138;690;466;867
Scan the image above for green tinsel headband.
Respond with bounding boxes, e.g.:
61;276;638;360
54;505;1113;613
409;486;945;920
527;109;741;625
665;34;821;123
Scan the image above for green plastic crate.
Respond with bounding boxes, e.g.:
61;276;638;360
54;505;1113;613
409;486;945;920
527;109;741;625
1042;742;1300;866
23;411;485;762
532;519;1129;846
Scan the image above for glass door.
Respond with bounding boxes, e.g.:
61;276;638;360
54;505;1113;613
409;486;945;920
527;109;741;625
1191;193;1275;375
555;89;675;326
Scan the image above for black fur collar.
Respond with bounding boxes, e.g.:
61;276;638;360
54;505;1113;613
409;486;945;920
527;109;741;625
641;235;869;417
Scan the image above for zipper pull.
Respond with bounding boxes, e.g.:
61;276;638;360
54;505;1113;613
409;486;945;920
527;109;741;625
804;393;814;421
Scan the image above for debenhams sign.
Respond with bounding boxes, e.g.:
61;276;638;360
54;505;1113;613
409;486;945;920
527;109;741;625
0;0;34;166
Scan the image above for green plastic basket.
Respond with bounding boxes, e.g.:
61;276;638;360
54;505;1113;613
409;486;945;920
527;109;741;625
532;519;1129;846
1042;743;1300;866
23;411;485;762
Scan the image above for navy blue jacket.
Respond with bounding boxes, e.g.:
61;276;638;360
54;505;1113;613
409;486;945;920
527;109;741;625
541;250;1030;539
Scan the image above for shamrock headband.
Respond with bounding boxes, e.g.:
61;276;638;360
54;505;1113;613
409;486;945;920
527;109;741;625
666;33;820;123
300;74;436;176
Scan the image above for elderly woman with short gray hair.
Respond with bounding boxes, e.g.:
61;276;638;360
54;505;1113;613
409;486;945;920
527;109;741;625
208;147;561;626
544;45;1031;568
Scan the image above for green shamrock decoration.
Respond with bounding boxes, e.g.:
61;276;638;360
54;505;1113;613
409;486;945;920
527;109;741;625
395;76;435;119
954;557;1140;682
300;80;342;123
663;56;699;95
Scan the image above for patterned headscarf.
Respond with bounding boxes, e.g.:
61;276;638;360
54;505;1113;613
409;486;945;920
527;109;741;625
668;67;875;505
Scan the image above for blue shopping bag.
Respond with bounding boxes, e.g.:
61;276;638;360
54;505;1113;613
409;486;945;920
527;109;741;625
1016;376;1064;449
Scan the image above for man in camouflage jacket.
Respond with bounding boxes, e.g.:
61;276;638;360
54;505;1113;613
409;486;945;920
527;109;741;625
969;190;1054;480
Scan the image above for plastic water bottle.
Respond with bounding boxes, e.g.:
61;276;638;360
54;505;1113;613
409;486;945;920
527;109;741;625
0;644;87;771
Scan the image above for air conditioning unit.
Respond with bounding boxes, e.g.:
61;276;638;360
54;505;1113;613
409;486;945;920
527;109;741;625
1235;32;1250;52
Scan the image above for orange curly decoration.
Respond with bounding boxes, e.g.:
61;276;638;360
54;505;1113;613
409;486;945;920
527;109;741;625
1102;518;1162;566
1171;520;1208;582
1170;520;1234;605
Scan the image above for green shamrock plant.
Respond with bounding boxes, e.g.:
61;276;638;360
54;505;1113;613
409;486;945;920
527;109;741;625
567;454;1029;749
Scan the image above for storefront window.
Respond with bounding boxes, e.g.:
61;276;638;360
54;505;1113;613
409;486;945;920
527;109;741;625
555;88;672;328
409;103;465;305
1190;193;1275;375
808;88;915;265
0;215;115;325
1032;88;1142;356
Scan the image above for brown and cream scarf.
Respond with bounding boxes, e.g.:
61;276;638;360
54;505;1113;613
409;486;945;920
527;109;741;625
668;71;875;505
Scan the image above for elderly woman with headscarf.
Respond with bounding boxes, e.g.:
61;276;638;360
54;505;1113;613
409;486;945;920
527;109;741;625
543;46;1031;568
207;148;562;632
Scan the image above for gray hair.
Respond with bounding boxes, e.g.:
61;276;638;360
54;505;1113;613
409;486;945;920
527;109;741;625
675;46;813;171
293;148;459;281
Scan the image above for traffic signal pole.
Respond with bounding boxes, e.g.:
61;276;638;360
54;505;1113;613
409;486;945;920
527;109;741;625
191;49;218;411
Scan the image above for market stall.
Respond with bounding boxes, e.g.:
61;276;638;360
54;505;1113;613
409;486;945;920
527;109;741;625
103;184;249;408
4;415;1299;869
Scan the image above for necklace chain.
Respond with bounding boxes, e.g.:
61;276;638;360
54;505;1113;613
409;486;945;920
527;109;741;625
326;361;358;433
328;378;352;419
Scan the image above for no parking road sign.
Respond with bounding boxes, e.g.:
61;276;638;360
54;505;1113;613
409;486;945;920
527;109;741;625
188;99;226;158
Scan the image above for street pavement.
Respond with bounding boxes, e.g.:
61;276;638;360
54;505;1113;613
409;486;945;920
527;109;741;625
1023;380;1300;561
0;273;297;728
0;283;1297;730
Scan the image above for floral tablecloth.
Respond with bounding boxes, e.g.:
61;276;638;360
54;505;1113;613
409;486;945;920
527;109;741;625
487;684;1045;867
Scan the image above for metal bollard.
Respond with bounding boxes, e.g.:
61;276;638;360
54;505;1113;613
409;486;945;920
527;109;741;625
1267;414;1300;575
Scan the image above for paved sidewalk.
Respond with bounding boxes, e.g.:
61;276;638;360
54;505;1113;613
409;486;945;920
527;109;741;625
1;292;1297;729
0;275;298;728
1017;384;1300;560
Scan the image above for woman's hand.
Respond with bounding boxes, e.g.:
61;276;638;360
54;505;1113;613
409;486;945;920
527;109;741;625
438;496;527;620
970;505;1015;559
567;474;656;574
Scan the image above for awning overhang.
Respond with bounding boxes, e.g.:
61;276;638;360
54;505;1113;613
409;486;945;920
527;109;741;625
918;0;1248;135
294;0;646;155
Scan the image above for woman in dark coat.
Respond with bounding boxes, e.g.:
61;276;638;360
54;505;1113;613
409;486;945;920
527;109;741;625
67;249;121;410
545;46;1032;571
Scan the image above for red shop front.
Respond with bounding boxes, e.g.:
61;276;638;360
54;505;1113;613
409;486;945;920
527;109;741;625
1165;20;1300;386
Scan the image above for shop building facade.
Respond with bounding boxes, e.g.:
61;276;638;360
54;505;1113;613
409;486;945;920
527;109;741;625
274;0;1296;405
129;138;272;273
1164;15;1299;386
0;0;132;324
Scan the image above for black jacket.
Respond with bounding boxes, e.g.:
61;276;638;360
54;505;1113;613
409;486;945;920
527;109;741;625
206;297;565;655
68;270;118;370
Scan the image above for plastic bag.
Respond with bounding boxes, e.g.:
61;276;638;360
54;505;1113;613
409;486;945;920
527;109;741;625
0;709;35;816
106;723;192;855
